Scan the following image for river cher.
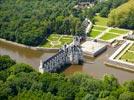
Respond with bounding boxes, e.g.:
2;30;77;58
0;39;134;83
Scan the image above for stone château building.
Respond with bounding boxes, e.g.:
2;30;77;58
39;36;83;73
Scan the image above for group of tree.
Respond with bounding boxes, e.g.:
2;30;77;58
108;0;134;29
92;0;128;17
76;0;127;19
0;0;84;46
0;55;134;100
0;0;133;46
86;0;134;29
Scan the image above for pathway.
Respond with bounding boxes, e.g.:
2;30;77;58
95;27;111;39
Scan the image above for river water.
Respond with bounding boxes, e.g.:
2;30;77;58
0;40;134;83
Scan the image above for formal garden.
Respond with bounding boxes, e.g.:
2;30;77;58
40;34;73;48
88;25;130;41
120;44;134;63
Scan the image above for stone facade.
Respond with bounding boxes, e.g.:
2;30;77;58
39;36;83;73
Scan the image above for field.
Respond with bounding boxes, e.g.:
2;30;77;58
120;44;134;63
41;34;73;48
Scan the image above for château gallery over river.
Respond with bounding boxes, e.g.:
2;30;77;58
0;39;134;83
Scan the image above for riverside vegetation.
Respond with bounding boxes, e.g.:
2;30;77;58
0;55;134;100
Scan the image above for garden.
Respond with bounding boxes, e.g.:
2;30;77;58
40;34;73;48
120;44;134;63
100;32;119;41
88;25;107;38
88;25;129;41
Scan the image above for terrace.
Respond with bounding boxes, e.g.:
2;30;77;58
108;41;134;72
81;41;107;57
120;44;134;63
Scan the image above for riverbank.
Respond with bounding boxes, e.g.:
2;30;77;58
0;38;59;53
1;37;134;83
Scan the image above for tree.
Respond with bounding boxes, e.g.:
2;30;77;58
82;93;96;100
119;92;134;100
123;80;134;92
0;55;15;71
0;70;8;82
102;74;119;91
8;63;34;75
100;7;109;17
108;0;134;29
0;55;134;100
92;0;127;17
10;91;56;100
0;0;81;46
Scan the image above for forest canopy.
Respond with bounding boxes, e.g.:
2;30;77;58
0;55;134;100
108;0;134;29
0;0;134;46
0;0;81;46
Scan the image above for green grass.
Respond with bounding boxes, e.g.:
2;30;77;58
47;34;61;41
100;33;119;40
41;40;52;48
129;45;134;51
88;30;101;38
62;35;73;38
92;26;107;31
94;15;108;26
109;29;128;34
60;38;73;45
40;34;73;48
120;51;134;63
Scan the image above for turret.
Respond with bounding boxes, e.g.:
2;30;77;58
73;36;80;46
39;60;44;73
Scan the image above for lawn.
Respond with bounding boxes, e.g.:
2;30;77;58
120;51;134;63
100;33;119;40
94;15;108;26
41;40;52;48
92;26;107;31
62;35;73;38
60;37;73;45
129;45;134;51
88;30;101;38
40;34;73;48
47;34;60;41
109;29;128;34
